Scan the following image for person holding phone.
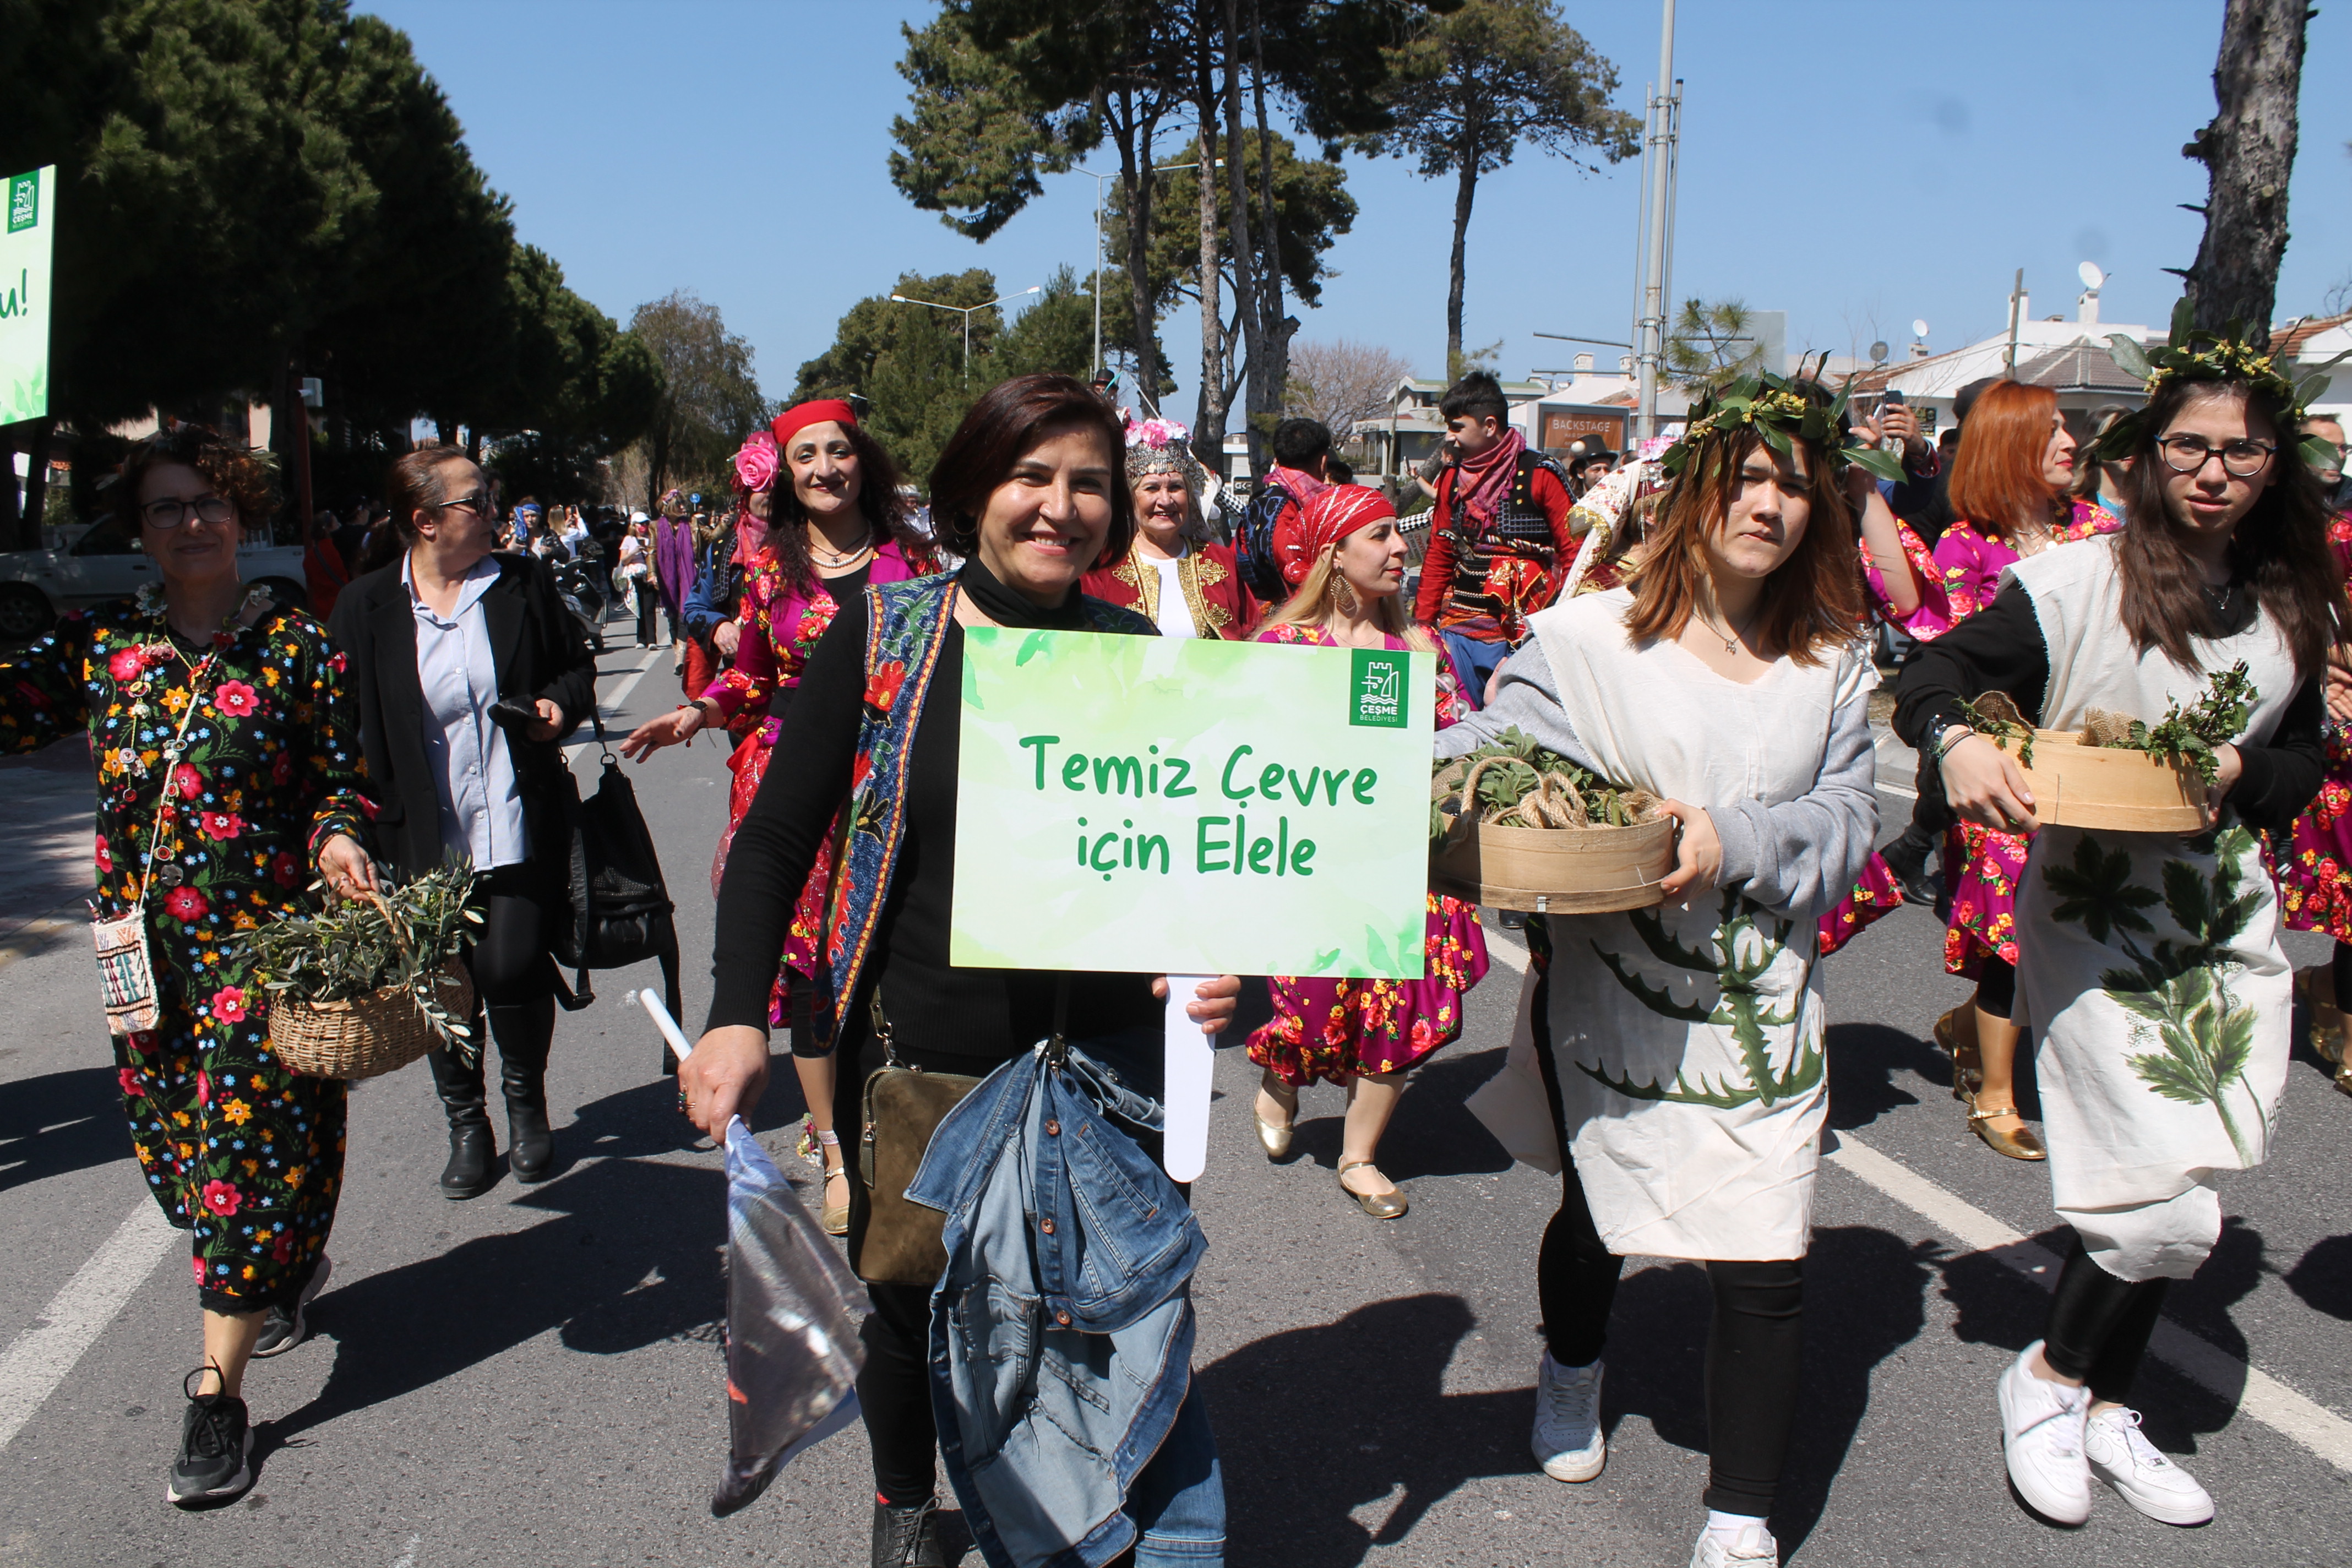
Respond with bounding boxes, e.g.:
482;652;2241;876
329;448;597;1199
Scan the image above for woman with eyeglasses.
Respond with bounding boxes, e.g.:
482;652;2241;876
1926;380;2119;1162
1896;340;2332;1529
0;424;375;1505
329;449;596;1201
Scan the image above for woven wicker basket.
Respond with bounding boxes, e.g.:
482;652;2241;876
270;967;474;1080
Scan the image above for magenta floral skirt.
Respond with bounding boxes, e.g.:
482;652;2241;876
1943;821;2028;978
1249;894;1490;1086
2272;720;2352;943
1817;851;1903;958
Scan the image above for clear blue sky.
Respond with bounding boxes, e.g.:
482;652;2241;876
367;0;2351;422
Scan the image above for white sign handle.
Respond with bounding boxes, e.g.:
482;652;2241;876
1162;974;1215;1182
635;987;694;1063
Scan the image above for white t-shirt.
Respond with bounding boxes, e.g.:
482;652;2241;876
1147;553;1196;640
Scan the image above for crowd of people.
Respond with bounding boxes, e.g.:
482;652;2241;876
1;332;2345;1568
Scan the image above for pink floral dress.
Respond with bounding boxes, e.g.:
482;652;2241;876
2271;512;2352;942
1939;500;2122;978
701;540;934;1024
1246;624;1491;1085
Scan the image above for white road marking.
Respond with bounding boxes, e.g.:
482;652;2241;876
0;1200;178;1450
564;647;664;761
1483;927;1529;973
1826;1135;2352;1472
391;1531;422;1568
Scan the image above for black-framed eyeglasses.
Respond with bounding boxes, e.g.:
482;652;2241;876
2157;434;2275;480
435;492;492;518
139;496;235;529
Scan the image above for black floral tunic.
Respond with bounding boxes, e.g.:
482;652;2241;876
0;595;369;1314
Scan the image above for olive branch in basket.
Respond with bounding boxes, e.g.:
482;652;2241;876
243;861;483;1049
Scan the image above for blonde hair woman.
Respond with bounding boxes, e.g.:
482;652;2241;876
1246;486;1489;1217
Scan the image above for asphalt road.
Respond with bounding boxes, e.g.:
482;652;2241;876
2;631;2348;1567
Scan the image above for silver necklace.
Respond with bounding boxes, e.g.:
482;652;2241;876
1697;601;1761;656
808;525;874;568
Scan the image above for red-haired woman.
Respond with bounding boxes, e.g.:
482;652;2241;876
1244;485;1489;1218
0;424;375;1505
1440;377;1880;1567
621;401;935;1235
1931;380;2119;1161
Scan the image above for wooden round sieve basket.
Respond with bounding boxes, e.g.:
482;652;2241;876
1430;814;1678;913
1993;730;2211;834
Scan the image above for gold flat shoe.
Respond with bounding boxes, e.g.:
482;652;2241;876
1934;1005;1983;1102
1968;1103;2046;1162
820;1164;851;1236
1255;1085;1298;1159
1337;1159;1408;1218
2296;968;2349;1065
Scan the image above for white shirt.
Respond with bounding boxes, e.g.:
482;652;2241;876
404;553;527;869
1146;551;1197;641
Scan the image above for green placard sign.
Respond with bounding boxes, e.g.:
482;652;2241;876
0;166;55;424
950;628;1436;979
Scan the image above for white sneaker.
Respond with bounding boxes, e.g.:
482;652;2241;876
1687;1522;1778;1567
1997;1341;2092;1524
1530;1351;1605;1482
2085;1407;2215;1525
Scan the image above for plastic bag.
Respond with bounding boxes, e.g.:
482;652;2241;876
711;1115;869;1516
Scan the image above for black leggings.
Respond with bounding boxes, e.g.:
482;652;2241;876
1975;954;2016;1020
2333;939;2352;1008
861;1279;939;1503
2040;1237;2168;1404
1537;1157;1805;1516
456;864;557;1068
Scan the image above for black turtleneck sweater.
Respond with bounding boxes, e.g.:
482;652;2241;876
706;564;1160;1060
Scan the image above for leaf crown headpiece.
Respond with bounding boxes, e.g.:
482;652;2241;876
1658;360;1905;486
2097;298;2343;469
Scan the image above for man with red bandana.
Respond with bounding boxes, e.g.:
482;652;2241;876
1412;371;1580;707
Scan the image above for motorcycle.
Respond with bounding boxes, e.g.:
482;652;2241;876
554;554;608;654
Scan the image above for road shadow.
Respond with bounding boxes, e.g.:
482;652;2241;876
2285;1233;2352;1321
1601;1226;1935;1557
1937;1217;2266;1452
1823;1021;1936;1132
1201;1293;1529;1568
0;1065;127;1195
260;1084;730;1458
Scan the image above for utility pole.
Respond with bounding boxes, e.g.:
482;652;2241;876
1071;159;1213;382
2003;268;2026;380
1632;0;1679;443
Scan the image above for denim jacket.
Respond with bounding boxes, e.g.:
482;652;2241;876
908;1032;1207;1568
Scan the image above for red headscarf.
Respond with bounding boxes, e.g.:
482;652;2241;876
1273;484;1395;585
770;398;858;448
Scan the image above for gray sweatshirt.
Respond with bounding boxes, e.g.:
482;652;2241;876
1435;636;1879;924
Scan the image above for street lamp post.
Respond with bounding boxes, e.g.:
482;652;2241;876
888;286;1041;379
1068;159;1221;380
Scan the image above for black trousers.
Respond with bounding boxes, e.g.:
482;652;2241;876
1537;1155;1806;1516
2040;1238;2168;1404
635;594;659;647
463;862;558;1072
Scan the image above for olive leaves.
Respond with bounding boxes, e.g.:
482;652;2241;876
2099;298;2349;470
1658;366;1908;486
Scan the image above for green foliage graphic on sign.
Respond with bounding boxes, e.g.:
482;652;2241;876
950;629;1435;979
0;165;53;424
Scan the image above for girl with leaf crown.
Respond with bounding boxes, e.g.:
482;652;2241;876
1893;308;2338;1530
1439;372;1884;1568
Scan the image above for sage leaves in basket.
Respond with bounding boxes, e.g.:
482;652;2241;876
244;861;483;1047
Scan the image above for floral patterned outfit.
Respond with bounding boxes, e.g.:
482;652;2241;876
702;540;935;1025
2271;511;2352;941
0;598;368;1314
1246;623;1491;1085
1937;500;2122;978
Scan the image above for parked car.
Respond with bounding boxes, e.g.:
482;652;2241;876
0;513;309;639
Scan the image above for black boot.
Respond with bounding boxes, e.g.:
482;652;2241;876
427;1045;499;1199
498;1019;555;1183
872;1496;945;1568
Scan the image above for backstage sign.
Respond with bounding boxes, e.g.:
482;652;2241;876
950;628;1436;978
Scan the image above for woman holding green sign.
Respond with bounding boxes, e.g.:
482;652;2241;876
1438;373;1885;1568
681;374;1238;1568
1247;483;1490;1218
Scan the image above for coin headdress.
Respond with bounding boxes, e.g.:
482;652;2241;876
1126;416;1207;491
2095;298;2343;469
1657;362;1907;486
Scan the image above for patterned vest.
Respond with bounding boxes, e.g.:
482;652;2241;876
818;572;1156;1042
1440;451;1572;633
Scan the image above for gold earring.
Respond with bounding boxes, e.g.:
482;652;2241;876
1333;577;1359;616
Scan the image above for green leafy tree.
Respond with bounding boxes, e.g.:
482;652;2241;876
795;270;1006;487
1355;0;1639;371
1665;298;1765;392
628;290;767;511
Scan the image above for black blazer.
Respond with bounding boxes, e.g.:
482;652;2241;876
328;551;598;880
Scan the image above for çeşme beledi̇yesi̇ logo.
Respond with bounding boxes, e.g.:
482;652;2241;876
6;173;35;235
1350;647;1408;728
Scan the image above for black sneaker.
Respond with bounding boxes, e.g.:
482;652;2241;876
167;1371;253;1506
872;1495;946;1568
251;1255;330;1359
